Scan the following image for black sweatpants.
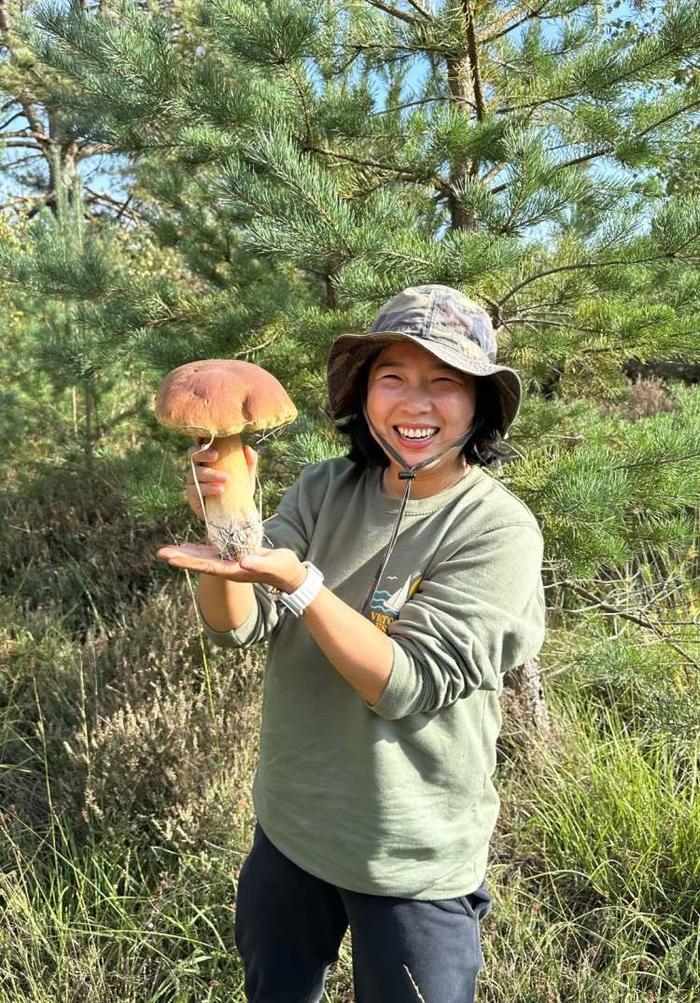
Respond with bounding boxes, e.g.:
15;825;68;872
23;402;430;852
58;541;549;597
234;820;493;1003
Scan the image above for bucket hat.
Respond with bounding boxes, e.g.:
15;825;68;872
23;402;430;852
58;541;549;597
326;283;522;438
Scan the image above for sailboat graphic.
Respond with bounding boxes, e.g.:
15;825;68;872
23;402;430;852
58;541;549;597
368;571;424;630
383;573;422;614
386;576;411;612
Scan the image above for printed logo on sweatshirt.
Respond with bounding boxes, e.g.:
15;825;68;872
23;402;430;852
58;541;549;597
368;572;423;633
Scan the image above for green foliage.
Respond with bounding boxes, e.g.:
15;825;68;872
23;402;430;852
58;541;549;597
518;700;699;986
206;0;326;66
271;410;345;477
27;1;184;146
1;1;700;996
556;621;699;740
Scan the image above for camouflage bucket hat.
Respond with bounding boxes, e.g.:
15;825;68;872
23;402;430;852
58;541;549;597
326;284;523;437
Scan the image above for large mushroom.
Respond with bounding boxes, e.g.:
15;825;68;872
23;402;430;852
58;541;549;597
155;359;297;560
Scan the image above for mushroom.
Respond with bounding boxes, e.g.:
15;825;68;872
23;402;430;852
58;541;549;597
155;359;297;560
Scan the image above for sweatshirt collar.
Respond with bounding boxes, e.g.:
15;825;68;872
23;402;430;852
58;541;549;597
368;464;482;515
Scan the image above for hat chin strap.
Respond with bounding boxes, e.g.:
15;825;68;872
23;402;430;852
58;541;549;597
361;400;473;479
358;400;473;614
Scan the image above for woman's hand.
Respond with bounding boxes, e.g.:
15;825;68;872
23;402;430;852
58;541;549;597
156;542;307;594
185;441;259;521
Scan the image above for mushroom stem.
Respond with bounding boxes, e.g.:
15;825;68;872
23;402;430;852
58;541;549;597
204;433;263;560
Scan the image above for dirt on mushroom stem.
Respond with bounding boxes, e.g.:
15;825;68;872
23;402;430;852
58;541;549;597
191;432;263;561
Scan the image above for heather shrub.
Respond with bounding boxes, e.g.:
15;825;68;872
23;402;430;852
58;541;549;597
599;374;678;421
65;645;263;847
2;580;265;859
1;461;184;634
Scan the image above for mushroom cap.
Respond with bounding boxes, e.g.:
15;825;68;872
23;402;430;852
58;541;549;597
155;359;297;438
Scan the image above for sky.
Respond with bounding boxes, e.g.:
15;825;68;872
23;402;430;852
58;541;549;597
0;0;678;214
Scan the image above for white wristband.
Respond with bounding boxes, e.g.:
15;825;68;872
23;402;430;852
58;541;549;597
277;561;324;618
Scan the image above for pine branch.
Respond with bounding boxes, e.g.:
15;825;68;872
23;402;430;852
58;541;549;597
78;142;115;157
482;1;586;44
635;97;700;140
1;151;45;170
501;37;700;117
101;404;146;433
0;111;27;130
559;579;699;673
341;40;449;57
488;94;700;199
0;138;45;150
286;65;314;149
0;129;53;143
84;188;141;224
360;0;422;26
403;0;433;17
498;253;678;305
481;3;548;44
236;332;279;356
302;142;438;183
376;95;477;115
553;97;700;177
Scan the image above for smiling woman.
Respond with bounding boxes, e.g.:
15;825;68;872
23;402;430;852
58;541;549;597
160;284;546;1003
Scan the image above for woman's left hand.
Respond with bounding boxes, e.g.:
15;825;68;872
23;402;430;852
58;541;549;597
156;543;307;593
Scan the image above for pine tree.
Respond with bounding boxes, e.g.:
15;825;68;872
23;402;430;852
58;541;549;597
0;0;134;220
14;0;700;731
0;151;181;465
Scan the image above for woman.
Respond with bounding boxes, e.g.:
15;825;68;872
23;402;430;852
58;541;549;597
158;284;546;1003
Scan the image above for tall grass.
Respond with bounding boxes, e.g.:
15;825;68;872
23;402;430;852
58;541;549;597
3;670;697;1001
1;585;263;1002
485;693;700;1001
1;381;698;1001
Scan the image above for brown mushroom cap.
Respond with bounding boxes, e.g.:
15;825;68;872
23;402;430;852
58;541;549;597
155;359;297;437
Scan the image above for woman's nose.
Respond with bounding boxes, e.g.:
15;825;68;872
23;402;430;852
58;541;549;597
398;387;435;408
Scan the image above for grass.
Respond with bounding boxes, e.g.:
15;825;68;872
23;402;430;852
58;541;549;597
487;694;700;1000
3;690;697;1001
1;402;698;1001
2;603;697;1001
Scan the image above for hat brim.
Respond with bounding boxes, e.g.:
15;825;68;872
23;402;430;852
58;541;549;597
326;331;522;435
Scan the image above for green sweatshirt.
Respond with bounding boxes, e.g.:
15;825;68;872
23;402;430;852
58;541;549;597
200;456;546;899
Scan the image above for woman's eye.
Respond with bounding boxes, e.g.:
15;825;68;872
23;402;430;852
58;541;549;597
380;374;456;383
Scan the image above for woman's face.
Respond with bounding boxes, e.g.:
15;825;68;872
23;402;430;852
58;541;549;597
365;341;477;465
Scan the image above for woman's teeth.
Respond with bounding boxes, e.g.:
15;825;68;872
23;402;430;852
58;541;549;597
395;426;438;441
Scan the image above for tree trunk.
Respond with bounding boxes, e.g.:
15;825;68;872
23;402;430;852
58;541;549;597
324;271;337;310
499;657;550;752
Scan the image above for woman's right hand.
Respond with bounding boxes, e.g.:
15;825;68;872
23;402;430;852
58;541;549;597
185;441;259;521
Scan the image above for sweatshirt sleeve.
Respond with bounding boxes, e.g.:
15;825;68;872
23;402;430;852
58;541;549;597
198;464;320;649
366;521;546;720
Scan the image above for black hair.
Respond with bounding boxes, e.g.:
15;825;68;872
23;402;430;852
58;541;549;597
332;348;515;471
